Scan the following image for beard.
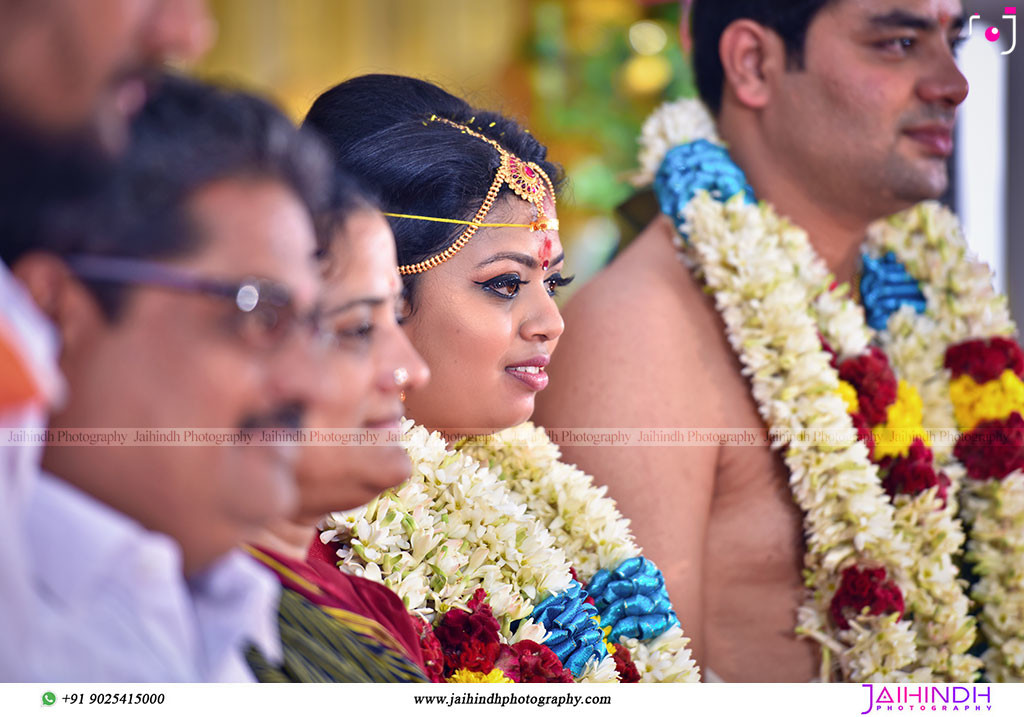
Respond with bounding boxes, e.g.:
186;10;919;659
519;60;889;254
0;108;116;261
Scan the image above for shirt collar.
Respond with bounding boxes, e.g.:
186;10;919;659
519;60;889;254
188;550;282;678
27;472;282;680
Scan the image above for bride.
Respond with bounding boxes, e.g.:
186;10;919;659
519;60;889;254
302;74;699;683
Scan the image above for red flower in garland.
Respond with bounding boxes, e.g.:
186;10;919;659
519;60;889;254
838;347;898;425
850;411;875;460
456;640;502;675
954;412;1024;481
414;616;445;682
829;565;905;630
496;640;573;683
945;337;1024;384
433;588;503;677
611;645;641;683
880;438;949;506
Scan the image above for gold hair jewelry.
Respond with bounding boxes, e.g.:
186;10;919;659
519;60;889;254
385;116;558;276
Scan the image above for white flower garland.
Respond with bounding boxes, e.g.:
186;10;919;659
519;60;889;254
797;218;978;682
460;423;700;682
640;99;981;680
683;190;925;681
320;421;573;628
867;205;1024;681
321;420;700;682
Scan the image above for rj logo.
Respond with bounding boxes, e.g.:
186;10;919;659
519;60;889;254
968;7;1017;54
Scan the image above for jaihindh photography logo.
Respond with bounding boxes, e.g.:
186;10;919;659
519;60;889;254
860;685;993;713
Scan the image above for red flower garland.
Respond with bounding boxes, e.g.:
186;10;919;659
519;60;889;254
945;337;1024;384
838;347;899;425
496;640;574;683
954;412;1024;481
611;644;641;682
829;566;905;630
433;588;503;677
414;616;446;682
428;588;574;682
880;438;950;506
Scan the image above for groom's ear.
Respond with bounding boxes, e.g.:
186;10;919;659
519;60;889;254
719;19;786;111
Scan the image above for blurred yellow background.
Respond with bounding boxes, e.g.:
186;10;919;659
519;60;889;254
195;0;694;289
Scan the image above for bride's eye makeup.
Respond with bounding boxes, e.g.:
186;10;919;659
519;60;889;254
475;272;529;299
544;272;574;297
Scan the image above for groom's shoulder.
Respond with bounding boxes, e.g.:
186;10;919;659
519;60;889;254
550;212;735;420
564;213;718;348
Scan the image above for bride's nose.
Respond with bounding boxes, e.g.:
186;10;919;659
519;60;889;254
519;290;565;344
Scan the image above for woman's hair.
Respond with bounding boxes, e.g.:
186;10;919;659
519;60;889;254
315;167;379;263
303;74;563;306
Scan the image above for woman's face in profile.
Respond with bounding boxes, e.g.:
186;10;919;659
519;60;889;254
294;209;428;521
400;195;570;436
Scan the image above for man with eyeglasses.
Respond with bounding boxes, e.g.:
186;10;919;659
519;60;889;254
0;0;213;681
2;74;330;680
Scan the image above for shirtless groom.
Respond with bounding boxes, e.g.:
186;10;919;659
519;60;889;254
536;0;968;681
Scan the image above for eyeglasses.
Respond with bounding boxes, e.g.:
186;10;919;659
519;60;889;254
64;254;330;352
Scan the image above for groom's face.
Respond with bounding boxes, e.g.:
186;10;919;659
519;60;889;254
765;0;968;218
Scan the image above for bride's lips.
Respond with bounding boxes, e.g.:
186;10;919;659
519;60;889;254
903;124;954;157
505;355;550;392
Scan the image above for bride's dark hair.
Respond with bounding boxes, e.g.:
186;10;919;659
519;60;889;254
303;74;562;307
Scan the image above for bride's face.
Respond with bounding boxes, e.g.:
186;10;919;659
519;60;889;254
401;196;568;435
294;210;429;521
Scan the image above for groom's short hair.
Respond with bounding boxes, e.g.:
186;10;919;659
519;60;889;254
692;0;836;116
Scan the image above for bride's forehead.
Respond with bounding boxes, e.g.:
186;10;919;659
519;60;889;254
470;226;562;256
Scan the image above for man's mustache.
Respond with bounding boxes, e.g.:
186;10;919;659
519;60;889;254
240;403;305;432
901;109;957;128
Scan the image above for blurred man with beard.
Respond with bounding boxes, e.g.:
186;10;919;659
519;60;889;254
0;0;213;680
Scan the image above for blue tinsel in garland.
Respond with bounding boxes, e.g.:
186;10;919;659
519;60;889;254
530;581;607;677
859;251;927;331
654;139;756;242
587;557;679;643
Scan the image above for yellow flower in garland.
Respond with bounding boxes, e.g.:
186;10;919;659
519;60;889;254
837;380;860;414
949;369;1024;432
592;615;616;656
447;668;514;683
873;380;931;460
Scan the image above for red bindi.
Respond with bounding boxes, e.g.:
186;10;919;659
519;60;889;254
539;236;553;271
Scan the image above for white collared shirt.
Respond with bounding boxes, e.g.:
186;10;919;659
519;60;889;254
0;260;64;681
21;472;282;682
